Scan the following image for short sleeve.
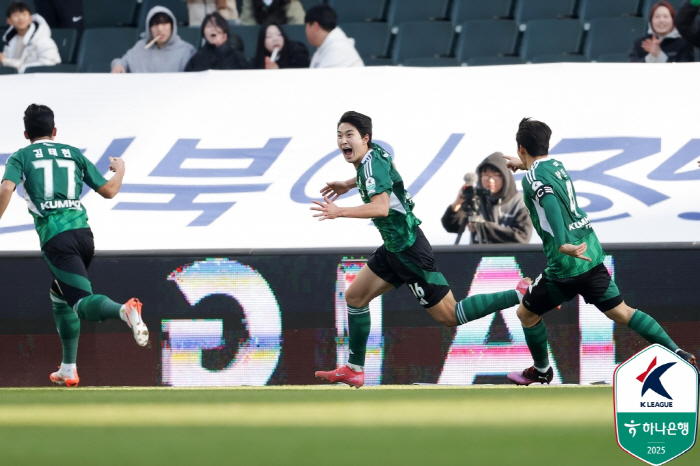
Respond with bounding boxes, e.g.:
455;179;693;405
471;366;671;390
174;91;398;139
79;154;107;191
364;157;392;199
2;152;23;185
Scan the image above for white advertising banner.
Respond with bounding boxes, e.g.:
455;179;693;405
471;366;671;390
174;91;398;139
0;64;698;251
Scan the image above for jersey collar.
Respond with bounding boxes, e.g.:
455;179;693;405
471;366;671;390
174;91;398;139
360;148;373;165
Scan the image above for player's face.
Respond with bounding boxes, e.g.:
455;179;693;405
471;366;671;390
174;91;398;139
480;167;503;195
150;22;172;46
651;6;673;36
337;123;369;166
204;20;227;47
265;25;284;53
8;10;32;32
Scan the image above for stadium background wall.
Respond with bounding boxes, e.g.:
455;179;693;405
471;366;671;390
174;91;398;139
1;244;697;387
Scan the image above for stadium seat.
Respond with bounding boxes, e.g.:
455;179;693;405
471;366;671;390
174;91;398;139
76;27;140;73
392;21;454;65
519;19;582;62
578;0;639;24
450;0;512;24
51;28;78;63
180;27;203;49
456;20;517;64
24;64;78;73
0;66;18;74
465;56;523;66
595;53;632;62
514;0;576;25
387;0;449;26
642;0;686;18
401;57;459;67
84;0;137;28
282;24;316;56
364;58;394;66
328;0;386;23
230;24;259;58
340;22;392;61
138;0;189;30
530;54;589;63
584;17;646;62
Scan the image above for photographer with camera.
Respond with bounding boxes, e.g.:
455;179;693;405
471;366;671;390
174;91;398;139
442;152;533;245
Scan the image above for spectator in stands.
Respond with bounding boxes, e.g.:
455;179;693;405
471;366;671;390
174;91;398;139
187;0;238;26
676;0;700;48
441;152;532;245
34;0;83;33
630;1;694;63
185;12;250;71
305;4;363;68
111;6;196;73
1;1;60;73
240;0;305;26
253;22;309;69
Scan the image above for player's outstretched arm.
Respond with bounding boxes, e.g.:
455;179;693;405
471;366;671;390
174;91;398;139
96;157;125;199
320;178;356;201
502;155;525;172
311;192;389;220
0;180;16;221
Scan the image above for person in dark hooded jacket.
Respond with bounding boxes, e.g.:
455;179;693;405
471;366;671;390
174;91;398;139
185;12;250;71
442;152;533;244
676;0;700;48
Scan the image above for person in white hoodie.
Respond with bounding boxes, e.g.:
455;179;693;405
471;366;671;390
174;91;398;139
305;4;363;68
1;2;60;73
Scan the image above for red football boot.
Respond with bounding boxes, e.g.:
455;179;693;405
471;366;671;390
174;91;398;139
315;365;364;388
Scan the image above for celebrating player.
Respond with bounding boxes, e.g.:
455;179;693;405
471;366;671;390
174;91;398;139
311;111;532;388
0;104;149;387
502;118;698;385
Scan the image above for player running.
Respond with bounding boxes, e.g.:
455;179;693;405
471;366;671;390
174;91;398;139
311;111;532;388
503;118;698;385
0;104;148;387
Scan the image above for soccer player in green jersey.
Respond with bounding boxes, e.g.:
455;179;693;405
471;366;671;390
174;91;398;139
502;118;697;385
311;111;533;388
0;104;149;387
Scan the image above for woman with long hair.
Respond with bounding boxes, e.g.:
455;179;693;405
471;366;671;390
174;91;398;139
254;22;310;69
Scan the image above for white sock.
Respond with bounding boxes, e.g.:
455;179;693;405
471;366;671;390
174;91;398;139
119;305;128;323
535;365;550;374
515;289;525;302
347;362;363;372
60;363;77;376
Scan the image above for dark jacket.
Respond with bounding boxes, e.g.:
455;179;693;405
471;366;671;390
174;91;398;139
676;1;700;48
441;152;533;244
629;28;694;62
254;39;310;69
185;40;251;71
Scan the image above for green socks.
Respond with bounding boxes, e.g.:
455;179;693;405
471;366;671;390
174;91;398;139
628;310;679;352
347;305;371;369
455;290;520;325
51;293;80;364
75;294;123;322
523;319;550;371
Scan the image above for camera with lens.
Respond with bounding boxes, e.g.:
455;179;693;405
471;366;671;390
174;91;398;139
460;185;491;224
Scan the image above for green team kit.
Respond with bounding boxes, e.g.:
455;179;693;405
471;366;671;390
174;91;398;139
2;140;107;246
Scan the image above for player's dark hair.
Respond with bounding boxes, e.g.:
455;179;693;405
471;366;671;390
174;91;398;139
304;4;337;32
24;104;55;140
201;12;229;39
6;1;31;18
149;11;173;28
338;111;372;146
516;118;552;156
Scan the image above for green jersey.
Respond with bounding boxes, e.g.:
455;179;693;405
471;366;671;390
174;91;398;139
356;144;421;252
2;140;107;247
522;157;605;279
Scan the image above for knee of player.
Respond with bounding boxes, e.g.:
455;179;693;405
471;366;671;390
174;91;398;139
345;290;369;308
516;305;539;325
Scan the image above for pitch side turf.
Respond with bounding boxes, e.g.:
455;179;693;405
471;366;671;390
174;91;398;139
0;385;697;466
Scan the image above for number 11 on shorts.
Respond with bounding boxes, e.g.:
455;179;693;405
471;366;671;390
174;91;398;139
336;259;383;385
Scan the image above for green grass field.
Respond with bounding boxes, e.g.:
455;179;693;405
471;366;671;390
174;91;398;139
0;385;697;466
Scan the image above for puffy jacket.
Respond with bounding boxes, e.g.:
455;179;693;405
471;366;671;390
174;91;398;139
1;13;60;73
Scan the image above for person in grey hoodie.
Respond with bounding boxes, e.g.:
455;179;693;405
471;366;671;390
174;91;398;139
442;152;533;245
111;6;196;73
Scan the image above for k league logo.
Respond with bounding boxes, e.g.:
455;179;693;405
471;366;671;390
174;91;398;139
614;345;698;466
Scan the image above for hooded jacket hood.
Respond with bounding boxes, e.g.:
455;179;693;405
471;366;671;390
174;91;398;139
3;13;52;47
145;6;179;45
475;152;519;204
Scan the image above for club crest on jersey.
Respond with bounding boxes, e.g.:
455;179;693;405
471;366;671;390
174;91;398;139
365;177;376;194
40;199;82;210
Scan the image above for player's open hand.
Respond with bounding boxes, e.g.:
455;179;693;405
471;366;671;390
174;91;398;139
311;196;342;220
502;155;525;172
320;181;351;201
558;242;591;261
108;156;125;173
